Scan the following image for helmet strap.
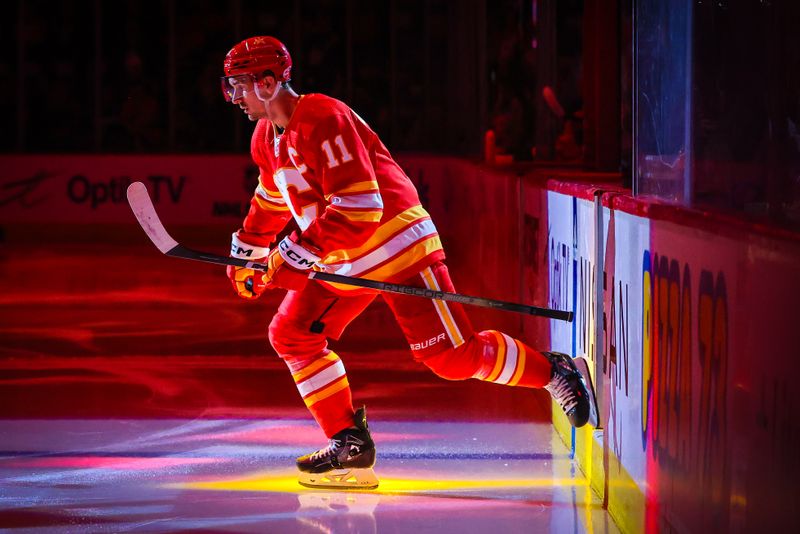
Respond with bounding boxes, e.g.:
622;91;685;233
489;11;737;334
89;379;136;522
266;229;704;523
254;76;281;105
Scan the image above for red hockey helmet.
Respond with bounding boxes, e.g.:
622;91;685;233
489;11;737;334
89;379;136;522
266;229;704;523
224;36;292;81
221;36;292;102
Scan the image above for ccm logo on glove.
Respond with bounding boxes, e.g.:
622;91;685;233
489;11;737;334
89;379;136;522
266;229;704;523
230;233;270;259
279;238;318;269
232;244;256;257
264;235;322;291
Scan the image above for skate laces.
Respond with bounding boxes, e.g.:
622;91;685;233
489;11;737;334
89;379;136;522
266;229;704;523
310;438;342;461
545;374;578;414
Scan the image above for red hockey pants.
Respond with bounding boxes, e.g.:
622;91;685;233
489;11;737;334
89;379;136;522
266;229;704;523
268;261;552;437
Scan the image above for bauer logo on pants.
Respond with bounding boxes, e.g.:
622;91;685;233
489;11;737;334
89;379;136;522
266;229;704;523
410;333;446;351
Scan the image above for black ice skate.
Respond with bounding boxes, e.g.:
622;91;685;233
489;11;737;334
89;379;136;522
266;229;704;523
543;352;598;428
296;406;379;489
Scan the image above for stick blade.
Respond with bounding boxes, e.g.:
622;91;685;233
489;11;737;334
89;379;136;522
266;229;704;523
126;181;179;254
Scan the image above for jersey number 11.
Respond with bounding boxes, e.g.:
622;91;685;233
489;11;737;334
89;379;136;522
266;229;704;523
321;135;354;168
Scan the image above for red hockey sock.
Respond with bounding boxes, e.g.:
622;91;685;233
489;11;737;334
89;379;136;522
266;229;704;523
420;330;553;388
472;330;552;388
287;350;355;437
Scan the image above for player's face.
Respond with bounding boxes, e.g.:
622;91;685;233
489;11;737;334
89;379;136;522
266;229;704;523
224;75;268;121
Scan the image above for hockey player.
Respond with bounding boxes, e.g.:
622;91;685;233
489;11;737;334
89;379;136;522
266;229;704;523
220;36;596;489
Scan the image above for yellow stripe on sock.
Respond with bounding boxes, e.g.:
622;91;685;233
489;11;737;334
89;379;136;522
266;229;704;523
485;331;507;383
291;352;340;383
508;339;527;386
302;376;350;407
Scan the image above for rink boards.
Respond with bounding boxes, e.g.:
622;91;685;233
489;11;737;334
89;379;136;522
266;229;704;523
545;185;800;533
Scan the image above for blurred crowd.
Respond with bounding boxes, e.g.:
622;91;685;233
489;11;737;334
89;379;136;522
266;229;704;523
486;0;584;162
1;1;433;153
3;0;587;160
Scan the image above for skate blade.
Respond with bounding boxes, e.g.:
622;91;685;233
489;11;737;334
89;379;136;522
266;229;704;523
573;356;599;428
298;468;379;490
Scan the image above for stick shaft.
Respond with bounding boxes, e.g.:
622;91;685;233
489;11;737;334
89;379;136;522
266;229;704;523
310;272;573;321
127;181;573;322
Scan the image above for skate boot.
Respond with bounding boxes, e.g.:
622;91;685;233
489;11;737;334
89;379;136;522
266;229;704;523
296;406;379;489
543;352;598;428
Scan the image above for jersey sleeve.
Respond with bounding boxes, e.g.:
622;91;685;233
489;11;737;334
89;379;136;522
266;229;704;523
235;121;293;250
236;171;293;248
297;111;383;255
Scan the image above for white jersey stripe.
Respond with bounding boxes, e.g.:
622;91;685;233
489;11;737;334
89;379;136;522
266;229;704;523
323;218;437;276
296;360;346;397
256;183;286;204
495;333;519;385
330;193;384;210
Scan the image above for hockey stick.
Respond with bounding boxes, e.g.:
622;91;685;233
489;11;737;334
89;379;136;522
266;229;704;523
127;181;574;322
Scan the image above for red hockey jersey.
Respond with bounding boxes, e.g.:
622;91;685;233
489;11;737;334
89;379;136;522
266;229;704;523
236;94;444;291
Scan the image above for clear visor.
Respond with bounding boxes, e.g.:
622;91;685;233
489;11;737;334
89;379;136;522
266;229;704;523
220;74;255;102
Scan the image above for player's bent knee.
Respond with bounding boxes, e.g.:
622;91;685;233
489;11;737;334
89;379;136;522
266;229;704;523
268;313;326;359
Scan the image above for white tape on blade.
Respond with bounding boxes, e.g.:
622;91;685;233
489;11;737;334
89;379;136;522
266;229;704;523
126;181;179;254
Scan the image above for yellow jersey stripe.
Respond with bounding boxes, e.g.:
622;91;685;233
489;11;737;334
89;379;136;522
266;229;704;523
325;180;380;199
328;205;383;222
319;235;442;293
322;205;431;263
254;195;290;211
485;331;507;382
508;340;527;386
362;235;442;281
257;175;283;198
256;182;284;200
291;352;340;382
302;376;350;407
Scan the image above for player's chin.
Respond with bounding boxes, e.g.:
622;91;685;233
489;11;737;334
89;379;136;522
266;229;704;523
242;110;264;121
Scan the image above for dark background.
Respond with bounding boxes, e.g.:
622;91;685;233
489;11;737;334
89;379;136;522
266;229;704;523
0;0;596;158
